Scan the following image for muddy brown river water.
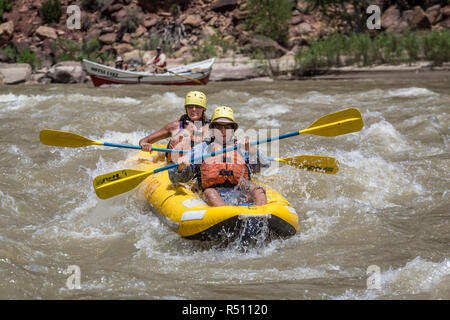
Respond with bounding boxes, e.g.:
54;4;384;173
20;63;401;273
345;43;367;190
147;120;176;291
0;78;449;299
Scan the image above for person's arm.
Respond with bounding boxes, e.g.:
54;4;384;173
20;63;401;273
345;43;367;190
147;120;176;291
168;142;205;183
139;121;178;152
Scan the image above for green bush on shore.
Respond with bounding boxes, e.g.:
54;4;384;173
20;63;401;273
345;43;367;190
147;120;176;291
53;38;113;63
17;49;38;69
295;29;450;74
40;0;62;24
0;0;13;20
192;33;236;61
244;0;294;46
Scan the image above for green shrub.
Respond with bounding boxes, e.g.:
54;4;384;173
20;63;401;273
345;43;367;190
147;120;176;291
294;29;450;75
244;0;294;46
41;0;62;24
192;36;219;61
191;34;236;61
81;0;106;12
0;44;17;61
54;38;107;63
402;30;420;65
422;29;450;66
17;49;38;68
119;9;141;33
0;0;13;20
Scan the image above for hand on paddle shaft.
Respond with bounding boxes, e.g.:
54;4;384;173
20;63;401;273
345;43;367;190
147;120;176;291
92;108;364;200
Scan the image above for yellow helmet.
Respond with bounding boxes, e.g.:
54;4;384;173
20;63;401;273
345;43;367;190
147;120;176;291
185;91;207;109
211;106;238;129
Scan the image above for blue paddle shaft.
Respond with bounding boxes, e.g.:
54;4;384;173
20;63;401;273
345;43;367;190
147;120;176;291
250;131;300;145
153;130;301;174
102;142;187;153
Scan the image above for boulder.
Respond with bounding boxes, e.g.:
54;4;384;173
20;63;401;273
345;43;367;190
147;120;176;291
297;22;312;35
112;8;128;23
121;33;132;43
48;61;86;83
437;17;450;28
183;14;203;27
210;57;264;81
0;21;14;46
381;5;401;30
201;25;216;36
132;25;147;38
402;10;414;24
411;6;431;30
211;0;238;12
99;33;117;44
426;4;442;25
250;35;290;56
138;0;191;13
143;17;159;28
0;63;32;84
35;26;58;40
441;5;450;17
297;0;309;13
101;2;122;16
291;15;303;25
123;49;143;64
172;46;192;59
113;43;134;55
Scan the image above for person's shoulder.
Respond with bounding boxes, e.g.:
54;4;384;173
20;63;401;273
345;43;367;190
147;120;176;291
165;120;180;130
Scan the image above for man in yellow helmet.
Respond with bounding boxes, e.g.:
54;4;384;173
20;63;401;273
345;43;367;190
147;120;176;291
168;106;270;207
139;91;210;161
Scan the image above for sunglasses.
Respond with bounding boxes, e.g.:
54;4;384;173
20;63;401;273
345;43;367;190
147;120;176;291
212;123;235;130
186;105;203;110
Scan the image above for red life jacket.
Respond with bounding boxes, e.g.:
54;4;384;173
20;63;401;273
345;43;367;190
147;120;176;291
200;142;250;189
153;56;167;69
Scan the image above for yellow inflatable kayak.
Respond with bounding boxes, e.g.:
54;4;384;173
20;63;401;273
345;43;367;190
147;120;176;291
131;146;299;243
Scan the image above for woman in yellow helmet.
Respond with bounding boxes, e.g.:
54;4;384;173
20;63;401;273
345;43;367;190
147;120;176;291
168;106;270;207
139;91;210;161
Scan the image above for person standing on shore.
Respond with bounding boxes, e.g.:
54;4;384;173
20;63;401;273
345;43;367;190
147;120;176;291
139;91;210;162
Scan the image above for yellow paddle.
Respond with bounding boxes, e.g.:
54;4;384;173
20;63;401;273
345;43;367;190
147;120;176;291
93;108;362;199
39;129;186;153
271;155;339;174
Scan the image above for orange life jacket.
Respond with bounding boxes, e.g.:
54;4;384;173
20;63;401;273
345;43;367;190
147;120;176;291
200;142;250;189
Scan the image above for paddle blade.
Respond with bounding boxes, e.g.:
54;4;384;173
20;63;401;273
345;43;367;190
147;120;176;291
301;108;364;137
93;169;152;199
278;155;339;174
40;129;99;148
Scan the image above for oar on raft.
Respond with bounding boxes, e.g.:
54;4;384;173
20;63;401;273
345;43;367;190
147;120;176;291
92;108;363;200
